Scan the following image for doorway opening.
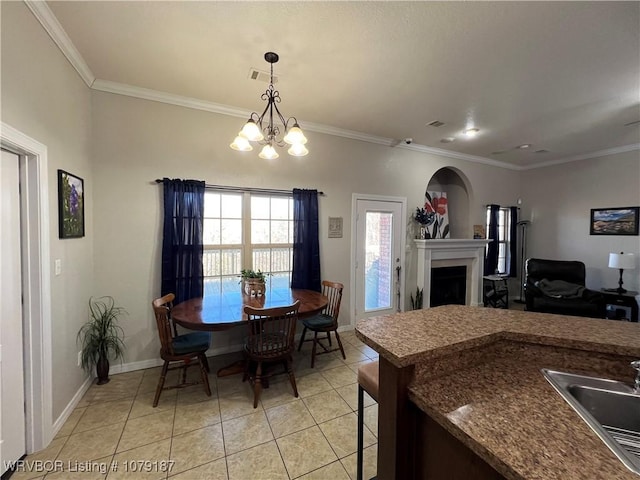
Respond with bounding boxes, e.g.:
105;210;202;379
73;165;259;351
1;123;53;454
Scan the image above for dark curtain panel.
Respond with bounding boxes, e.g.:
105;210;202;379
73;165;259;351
508;207;518;277
161;178;205;304
291;189;321;291
485;204;500;275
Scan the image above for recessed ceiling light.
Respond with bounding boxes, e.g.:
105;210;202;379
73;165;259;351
517;144;532;149
440;137;455;143
462;128;479;138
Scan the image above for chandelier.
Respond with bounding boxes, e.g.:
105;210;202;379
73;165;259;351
230;52;308;159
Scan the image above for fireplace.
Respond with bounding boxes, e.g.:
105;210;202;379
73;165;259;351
415;239;490;308
430;266;467;306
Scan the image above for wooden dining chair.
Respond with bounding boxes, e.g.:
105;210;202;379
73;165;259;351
243;301;300;408
151;293;211;407
297;281;345;367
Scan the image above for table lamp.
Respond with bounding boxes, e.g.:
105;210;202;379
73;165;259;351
608;252;635;294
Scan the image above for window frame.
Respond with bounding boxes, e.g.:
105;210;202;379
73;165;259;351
486;206;512;275
202;189;294;286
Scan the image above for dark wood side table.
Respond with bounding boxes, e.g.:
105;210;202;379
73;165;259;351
601;289;639;322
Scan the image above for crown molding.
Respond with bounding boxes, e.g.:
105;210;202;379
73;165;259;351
25;0;95;87
91;79;521;170
519;143;640;170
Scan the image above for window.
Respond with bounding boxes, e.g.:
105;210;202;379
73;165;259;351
486;206;512;274
203;190;293;292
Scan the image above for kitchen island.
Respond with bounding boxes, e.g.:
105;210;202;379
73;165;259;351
355;305;640;480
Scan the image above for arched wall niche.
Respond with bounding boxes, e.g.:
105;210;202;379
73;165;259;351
426;167;473;238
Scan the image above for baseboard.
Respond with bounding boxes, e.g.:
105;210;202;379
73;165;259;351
51;374;93;439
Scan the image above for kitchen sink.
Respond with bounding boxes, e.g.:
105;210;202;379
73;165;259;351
542;369;640;475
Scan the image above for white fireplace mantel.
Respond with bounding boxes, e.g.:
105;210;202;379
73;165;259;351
415;239;491;308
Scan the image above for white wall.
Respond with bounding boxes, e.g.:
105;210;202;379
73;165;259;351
521;150;640;292
90;91;522;364
1;2;94;419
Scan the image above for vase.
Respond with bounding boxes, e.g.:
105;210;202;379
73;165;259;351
96;356;110;385
242;279;266;297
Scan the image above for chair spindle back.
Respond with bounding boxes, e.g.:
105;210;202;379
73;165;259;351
321;281;344;326
243;301;300;358
152;293;176;356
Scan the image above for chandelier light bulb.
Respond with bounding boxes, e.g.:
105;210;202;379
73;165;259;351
288;143;309;157
240;119;264;142
283;124;307;145
259;144;279;160
230;135;253;152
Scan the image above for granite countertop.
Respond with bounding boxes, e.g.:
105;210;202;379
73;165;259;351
355;305;640;368
355;305;640;480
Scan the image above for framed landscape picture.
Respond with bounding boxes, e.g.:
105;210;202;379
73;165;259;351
590;207;639;236
58;169;85;238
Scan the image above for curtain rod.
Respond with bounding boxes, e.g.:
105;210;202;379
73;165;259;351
154;179;324;196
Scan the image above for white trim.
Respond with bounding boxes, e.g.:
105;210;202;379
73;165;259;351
519;143;640;170
51;375;92;439
350;193;408;327
24;0;95;87
0;122;53;454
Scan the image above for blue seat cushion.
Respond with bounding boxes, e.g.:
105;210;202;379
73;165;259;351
172;331;210;355
302;313;334;329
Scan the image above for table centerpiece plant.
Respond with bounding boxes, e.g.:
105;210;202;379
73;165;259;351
240;269;268;296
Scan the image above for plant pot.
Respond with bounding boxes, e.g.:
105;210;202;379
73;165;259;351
242;279;266;297
96;356;110;385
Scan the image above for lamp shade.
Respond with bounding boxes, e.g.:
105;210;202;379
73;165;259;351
608;252;635;270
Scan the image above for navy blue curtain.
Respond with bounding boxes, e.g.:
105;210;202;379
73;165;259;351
291;189;321;291
485;204;500;275
508;207;518;277
161;178;205;304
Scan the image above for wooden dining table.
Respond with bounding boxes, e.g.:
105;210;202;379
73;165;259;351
171;286;328;376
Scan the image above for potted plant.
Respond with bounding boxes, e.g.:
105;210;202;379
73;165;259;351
240;269;267;296
77;296;126;385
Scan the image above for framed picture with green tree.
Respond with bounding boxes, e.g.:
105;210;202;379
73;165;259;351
58;169;85;238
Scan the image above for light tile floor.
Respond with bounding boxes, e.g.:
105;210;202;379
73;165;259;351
11;331;378;480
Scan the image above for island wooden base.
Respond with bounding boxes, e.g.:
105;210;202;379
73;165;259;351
415;410;505;480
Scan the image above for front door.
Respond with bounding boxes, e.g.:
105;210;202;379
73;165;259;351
353;196;406;321
1;149;26;474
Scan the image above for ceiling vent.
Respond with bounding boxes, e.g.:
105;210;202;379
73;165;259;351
248;68;278;84
427;120;445;127
624;120;640;127
534;149;549;154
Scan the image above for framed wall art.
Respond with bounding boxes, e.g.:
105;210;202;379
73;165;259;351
590;207;639;236
58;169;85;238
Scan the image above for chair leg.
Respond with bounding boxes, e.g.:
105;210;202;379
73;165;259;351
253;362;263;408
153;360;169;408
357;383;364;480
335;330;346;360
202;354;210;373
311;331;319;368
327;331;332;346
297;326;308;351
199;355;212;397
286;356;298;398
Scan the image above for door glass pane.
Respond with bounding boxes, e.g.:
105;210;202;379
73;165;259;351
364;211;393;311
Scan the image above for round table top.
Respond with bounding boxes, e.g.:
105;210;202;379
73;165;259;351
171;287;328;331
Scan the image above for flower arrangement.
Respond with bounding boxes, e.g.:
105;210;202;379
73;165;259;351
414;207;436;227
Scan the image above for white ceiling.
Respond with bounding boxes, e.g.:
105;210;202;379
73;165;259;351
42;1;640;168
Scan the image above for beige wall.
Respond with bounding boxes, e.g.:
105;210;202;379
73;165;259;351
90;91;522;363
1;2;94;419
520;151;640;292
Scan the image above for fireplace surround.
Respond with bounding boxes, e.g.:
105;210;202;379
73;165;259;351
415;239;491;308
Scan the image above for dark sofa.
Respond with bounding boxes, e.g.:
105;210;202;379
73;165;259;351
524;258;604;318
